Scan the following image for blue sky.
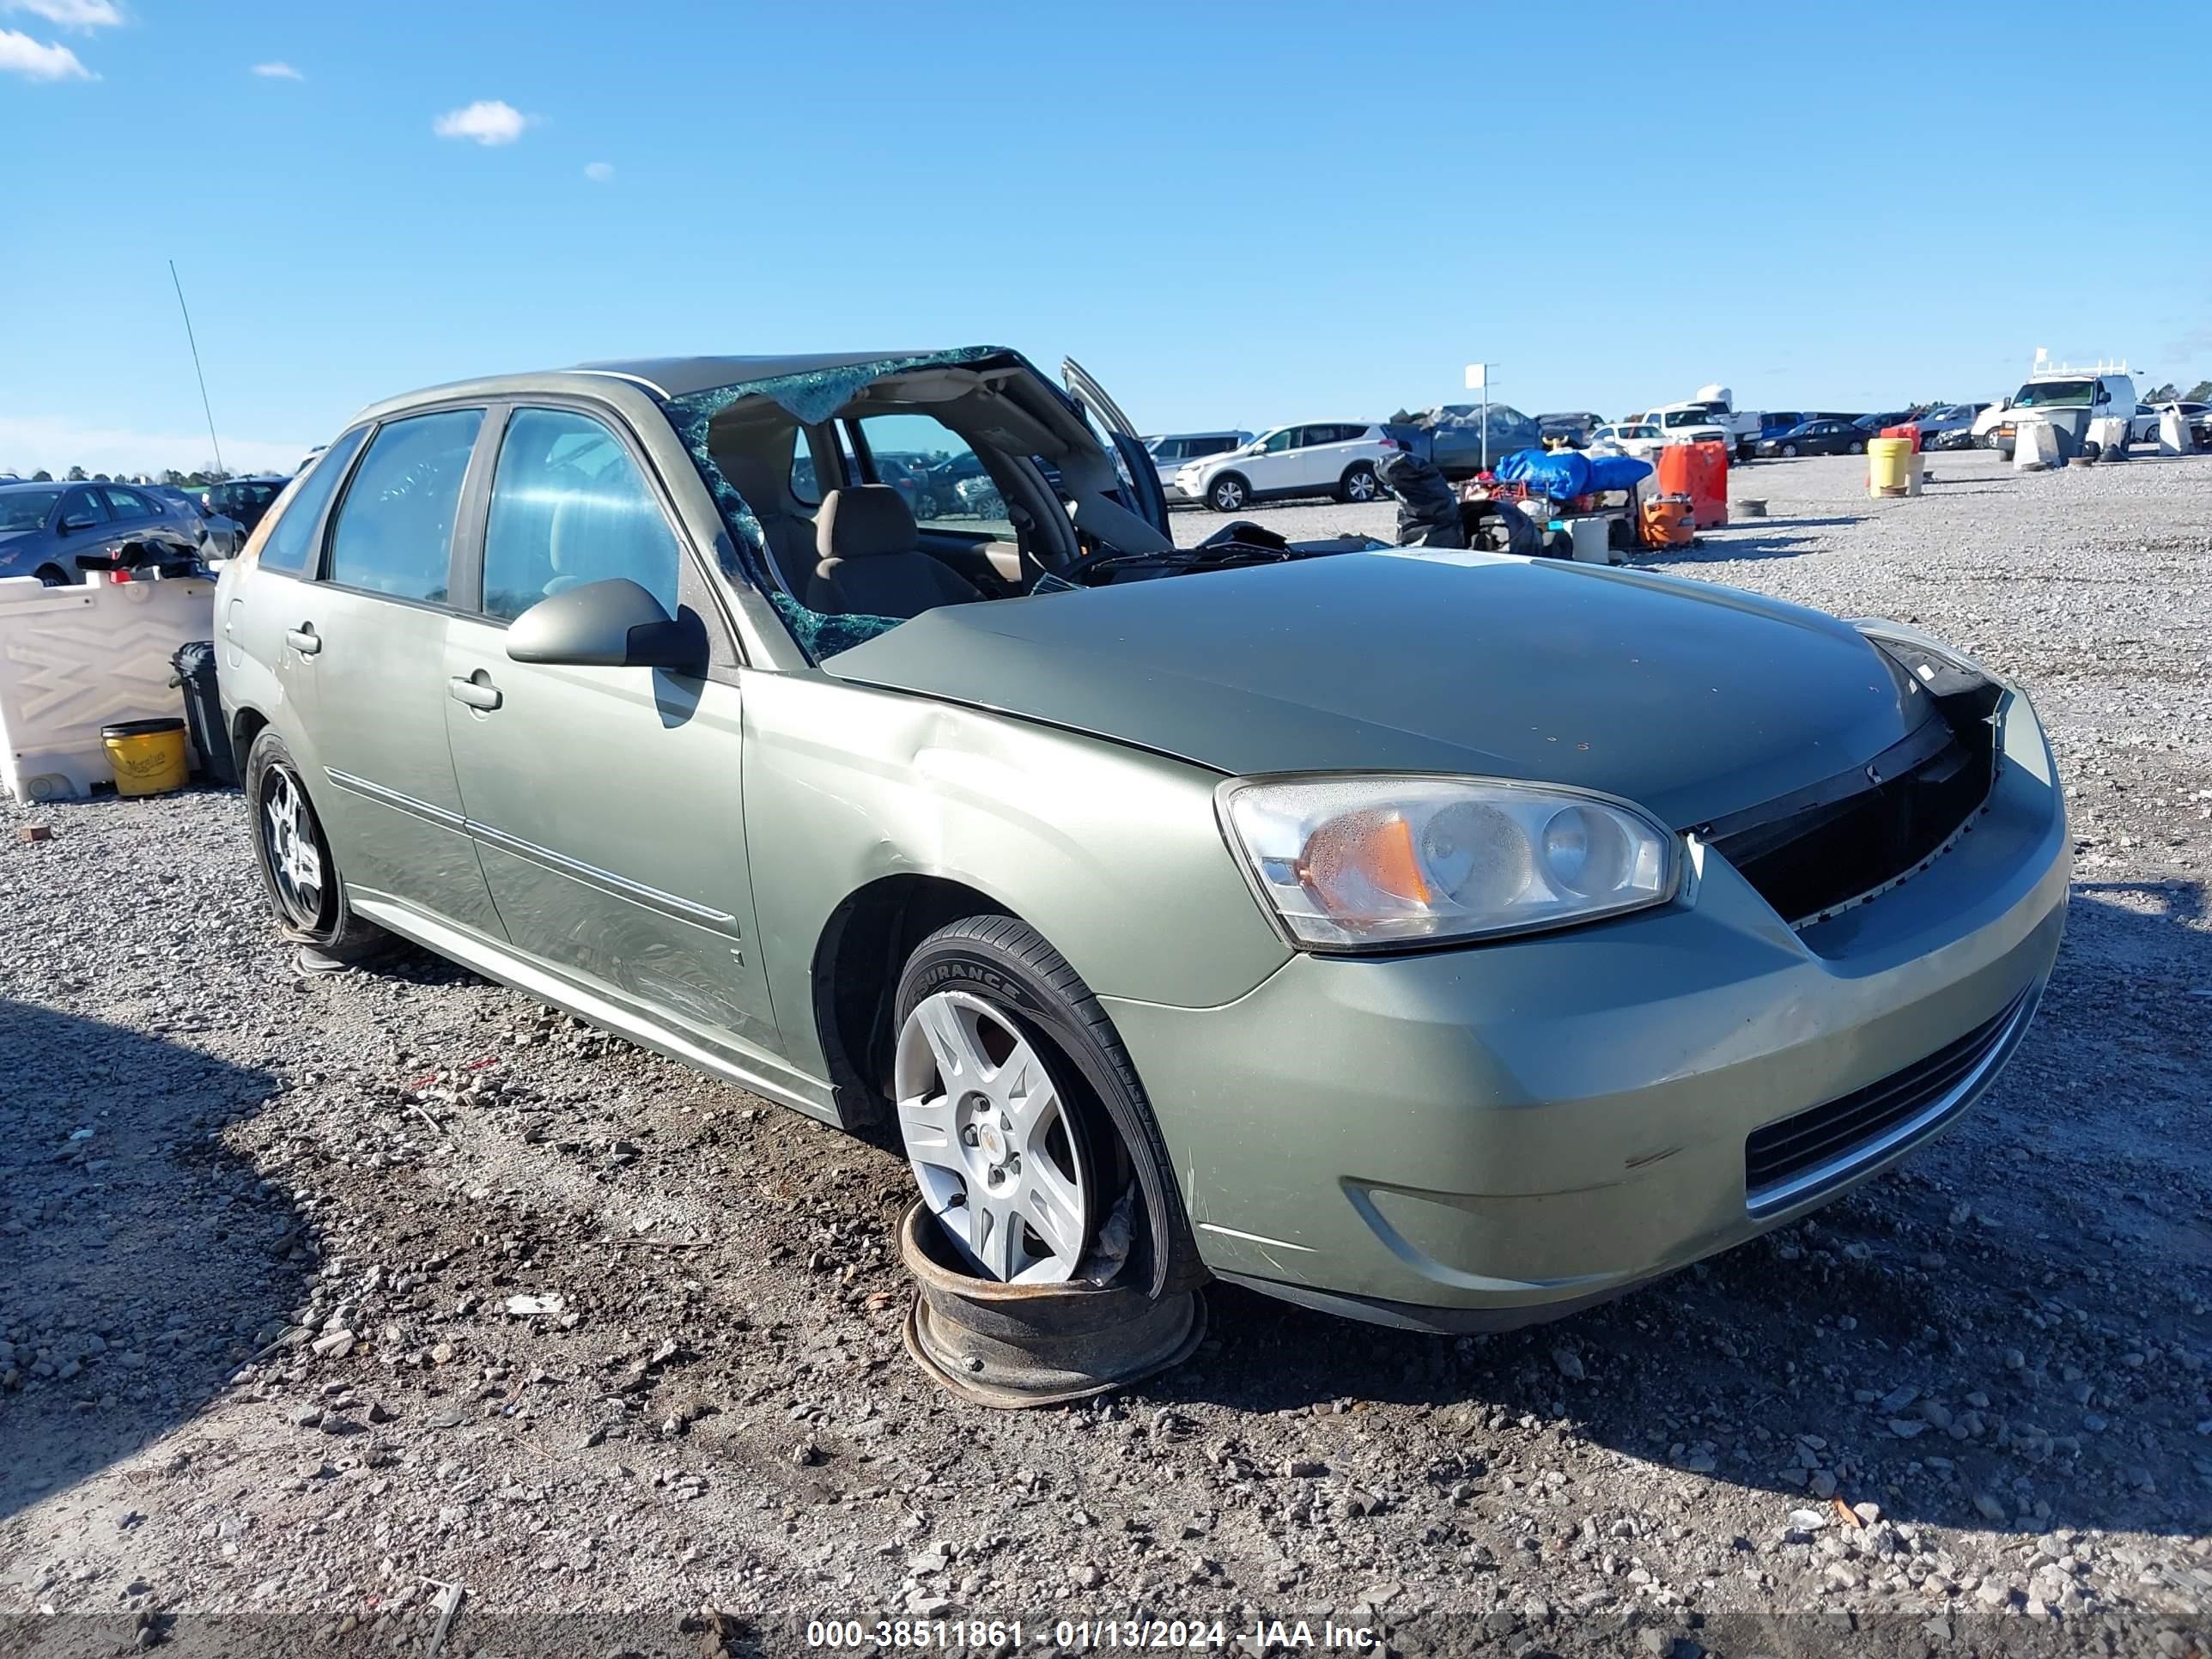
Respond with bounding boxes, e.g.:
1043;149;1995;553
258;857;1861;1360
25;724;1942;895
4;0;2209;475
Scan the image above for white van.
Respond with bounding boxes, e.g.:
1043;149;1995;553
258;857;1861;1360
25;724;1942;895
1984;362;2136;459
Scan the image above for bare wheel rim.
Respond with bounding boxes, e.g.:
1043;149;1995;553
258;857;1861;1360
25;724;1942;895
894;988;1095;1285
261;763;325;927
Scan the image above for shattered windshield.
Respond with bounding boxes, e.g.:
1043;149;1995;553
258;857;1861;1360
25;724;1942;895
659;346;1179;660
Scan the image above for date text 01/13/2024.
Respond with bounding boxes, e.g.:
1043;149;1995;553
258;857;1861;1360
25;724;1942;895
803;1620;1380;1650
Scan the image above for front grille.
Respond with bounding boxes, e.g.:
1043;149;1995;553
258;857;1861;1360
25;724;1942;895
1744;989;2030;1212
1708;712;1995;928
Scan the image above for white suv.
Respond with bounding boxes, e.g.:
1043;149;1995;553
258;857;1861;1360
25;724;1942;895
1176;422;1396;513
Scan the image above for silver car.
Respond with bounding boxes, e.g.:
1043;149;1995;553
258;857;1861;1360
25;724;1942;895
216;346;2066;1327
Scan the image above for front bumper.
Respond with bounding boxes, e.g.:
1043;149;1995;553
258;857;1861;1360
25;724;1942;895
1104;693;2069;1328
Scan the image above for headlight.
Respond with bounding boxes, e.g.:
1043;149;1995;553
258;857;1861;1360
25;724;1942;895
1217;775;1680;951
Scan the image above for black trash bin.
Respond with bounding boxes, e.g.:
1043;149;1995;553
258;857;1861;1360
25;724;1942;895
169;640;236;786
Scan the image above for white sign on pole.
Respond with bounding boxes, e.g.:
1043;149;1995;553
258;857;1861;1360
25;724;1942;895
1464;363;1487;390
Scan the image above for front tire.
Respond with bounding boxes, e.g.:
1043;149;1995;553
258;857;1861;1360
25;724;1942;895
34;564;70;587
1781;443;1798;458
246;728;385;954
1338;462;1380;504
1206;473;1249;514
1849;440;1866;454
892;915;1201;1295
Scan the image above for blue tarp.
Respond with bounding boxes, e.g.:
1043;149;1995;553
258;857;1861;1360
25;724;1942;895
1585;453;1655;493
1493;448;1651;498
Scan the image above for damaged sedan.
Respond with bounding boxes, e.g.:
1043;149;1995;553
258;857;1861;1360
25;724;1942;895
215;347;2067;1329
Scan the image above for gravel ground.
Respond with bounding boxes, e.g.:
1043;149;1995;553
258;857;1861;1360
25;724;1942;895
3;449;2208;1657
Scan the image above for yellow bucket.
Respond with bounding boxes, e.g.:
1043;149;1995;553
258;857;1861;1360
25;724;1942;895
102;718;191;797
1868;436;1915;497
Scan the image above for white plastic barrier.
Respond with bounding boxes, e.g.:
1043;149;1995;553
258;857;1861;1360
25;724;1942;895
2159;409;2196;455
2087;416;2130;458
0;574;216;801
2013;416;2063;471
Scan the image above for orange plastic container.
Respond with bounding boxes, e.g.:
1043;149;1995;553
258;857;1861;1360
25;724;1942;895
1640;495;1696;549
1880;422;1923;453
1656;441;1729;529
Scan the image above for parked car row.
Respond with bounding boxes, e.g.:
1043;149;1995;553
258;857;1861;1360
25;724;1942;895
1136;368;2189;517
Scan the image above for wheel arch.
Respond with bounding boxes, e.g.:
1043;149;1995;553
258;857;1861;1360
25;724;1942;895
230;703;272;784
811;872;1014;1142
1206;469;1250;507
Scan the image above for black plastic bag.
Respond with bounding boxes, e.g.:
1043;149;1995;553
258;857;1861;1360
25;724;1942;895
1378;450;1464;548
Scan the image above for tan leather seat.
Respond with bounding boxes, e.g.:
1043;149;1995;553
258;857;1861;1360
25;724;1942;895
806;486;981;619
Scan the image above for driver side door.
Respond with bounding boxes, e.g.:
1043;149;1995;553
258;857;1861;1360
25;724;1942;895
439;401;782;1066
1241;427;1304;495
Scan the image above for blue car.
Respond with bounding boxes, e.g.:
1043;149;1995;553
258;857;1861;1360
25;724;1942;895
0;478;207;585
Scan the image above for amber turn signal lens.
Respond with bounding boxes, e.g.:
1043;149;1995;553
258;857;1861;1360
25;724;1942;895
1297;811;1432;908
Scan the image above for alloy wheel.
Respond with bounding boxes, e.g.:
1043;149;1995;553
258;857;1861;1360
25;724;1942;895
1346;468;1377;502
261;764;325;928
1212;479;1245;512
894;988;1095;1285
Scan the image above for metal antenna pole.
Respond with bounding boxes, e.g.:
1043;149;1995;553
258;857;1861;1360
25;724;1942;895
168;259;224;477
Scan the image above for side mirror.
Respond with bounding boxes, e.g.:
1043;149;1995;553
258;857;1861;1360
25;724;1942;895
58;514;94;535
506;577;708;672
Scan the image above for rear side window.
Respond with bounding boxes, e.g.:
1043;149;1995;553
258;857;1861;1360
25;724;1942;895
325;410;483;602
480;408;683;623
1193;435;1237;457
100;486;155;519
259;426;369;575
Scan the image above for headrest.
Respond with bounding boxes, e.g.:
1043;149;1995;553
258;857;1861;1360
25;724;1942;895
816;485;917;562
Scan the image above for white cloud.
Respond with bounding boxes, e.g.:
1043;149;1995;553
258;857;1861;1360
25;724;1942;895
251;60;301;80
0;415;310;481
432;99;534;147
0;27;91;78
3;0;122;29
583;161;614;182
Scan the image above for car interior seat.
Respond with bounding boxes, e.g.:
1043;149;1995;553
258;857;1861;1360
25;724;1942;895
806;486;981;619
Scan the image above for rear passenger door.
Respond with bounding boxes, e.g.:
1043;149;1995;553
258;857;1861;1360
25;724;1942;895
293;406;506;939
440;403;781;1062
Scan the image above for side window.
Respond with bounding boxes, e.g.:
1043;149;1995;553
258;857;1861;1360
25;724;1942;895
1260;429;1297;453
259;426;368;575
853;412;1012;538
100;486;152;520
325;409;483;602
1196;436;1235;458
61;488;109;526
481;408;683;623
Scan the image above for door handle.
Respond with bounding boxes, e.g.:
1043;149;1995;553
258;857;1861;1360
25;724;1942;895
284;625;321;655
448;675;502;711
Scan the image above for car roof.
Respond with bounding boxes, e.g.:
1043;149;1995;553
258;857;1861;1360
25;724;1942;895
0;477;65;492
346;350;1010;428
571;352;948;400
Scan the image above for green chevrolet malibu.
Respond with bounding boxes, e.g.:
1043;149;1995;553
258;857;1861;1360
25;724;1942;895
215;347;2068;1329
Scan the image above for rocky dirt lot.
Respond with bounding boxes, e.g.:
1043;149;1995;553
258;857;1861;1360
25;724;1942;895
2;450;2208;1658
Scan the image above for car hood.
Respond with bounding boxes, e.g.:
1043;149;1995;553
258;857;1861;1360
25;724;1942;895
824;550;1929;830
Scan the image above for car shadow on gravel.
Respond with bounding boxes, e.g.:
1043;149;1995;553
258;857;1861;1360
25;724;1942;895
0;998;302;1528
1152;888;2210;1544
